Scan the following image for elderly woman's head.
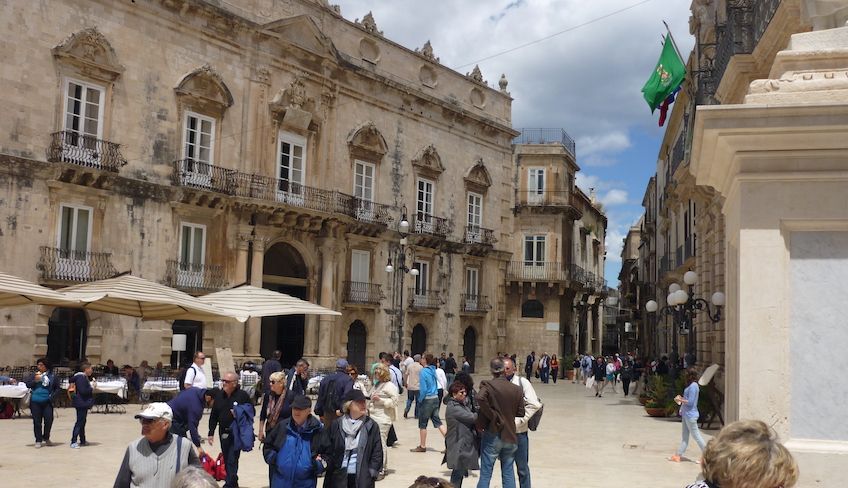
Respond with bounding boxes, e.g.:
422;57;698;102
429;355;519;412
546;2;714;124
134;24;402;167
702;419;798;488
269;371;286;395
373;364;390;384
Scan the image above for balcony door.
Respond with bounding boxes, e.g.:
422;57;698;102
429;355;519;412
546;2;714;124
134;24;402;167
182;112;215;187
524;235;546;279
416;178;434;233
57;204;93;280
178;223;206;288
353;160;376;222
466;192;483;243
276;132;306;206
412;261;429;307
465;267;479;309
350;250;370;303
528;168;545;204
62;79;104;167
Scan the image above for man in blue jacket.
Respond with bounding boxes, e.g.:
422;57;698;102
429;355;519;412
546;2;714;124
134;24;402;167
410;354;446;453
262;395;325;488
314;359;353;424
70;362;95;449
168;387;215;454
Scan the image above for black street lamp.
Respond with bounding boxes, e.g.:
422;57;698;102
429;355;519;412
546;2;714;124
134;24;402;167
386;205;418;354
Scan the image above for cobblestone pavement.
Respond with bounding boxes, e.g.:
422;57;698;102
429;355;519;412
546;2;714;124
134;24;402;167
0;377;710;487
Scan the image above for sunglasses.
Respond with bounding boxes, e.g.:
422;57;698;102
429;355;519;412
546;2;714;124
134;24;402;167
139;418;159;425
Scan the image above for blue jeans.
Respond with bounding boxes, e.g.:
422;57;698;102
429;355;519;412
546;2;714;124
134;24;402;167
540;367;550;384
221;431;241;488
515;432;531;488
71;407;89;444
404;389;420;418
677;416;707;456
477;431;517;488
30;401;53;443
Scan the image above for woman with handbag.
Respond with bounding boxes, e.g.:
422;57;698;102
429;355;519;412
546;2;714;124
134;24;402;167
26;357;59;448
669;368;707;463
367;364;399;480
444;381;479;487
70;361;95;448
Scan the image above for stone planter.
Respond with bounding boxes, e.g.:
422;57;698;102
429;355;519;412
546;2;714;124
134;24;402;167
644;406;667;417
566;370;575;381
638;395;650;406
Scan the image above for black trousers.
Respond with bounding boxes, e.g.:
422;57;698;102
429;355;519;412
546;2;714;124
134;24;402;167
30;401;53;443
622;378;631;396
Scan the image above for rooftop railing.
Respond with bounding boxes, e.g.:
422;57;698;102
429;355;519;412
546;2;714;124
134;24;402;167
513;128;576;159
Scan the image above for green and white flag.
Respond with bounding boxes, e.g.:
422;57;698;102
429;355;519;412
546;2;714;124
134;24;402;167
641;34;685;112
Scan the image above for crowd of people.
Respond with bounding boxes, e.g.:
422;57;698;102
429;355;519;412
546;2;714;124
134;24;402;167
1;349;801;488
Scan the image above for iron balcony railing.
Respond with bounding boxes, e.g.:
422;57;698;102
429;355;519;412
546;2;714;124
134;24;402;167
515;190;577;208
460;294;490;313
47;131;127;172
335;195;394;227
676;246;684;268
163;259;227;293
671;131;687;175
171;159;234;194
408;288;441;309
569;263;587;285
343;281;383;305
585;271;596;287
507;261;568;281
513;128;576;159
412;213;452;239
464;225;496;245
38;246;117;282
231;174;338;213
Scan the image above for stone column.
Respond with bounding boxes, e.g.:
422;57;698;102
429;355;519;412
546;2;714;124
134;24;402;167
690;26;848;485
317;239;338;361
231;231;251;356
245;235;268;358
303;275;321;357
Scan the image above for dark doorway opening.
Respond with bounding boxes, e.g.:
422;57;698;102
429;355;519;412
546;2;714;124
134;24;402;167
47;308;88;366
347;320;367;373
171;320;203;368
411;324;427;356
260;284;305;369
463;326;477;373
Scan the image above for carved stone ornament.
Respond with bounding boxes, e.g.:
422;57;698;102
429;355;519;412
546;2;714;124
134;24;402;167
347;122;388;158
270;75;314;131
411;144;445;178
802;0;848;30
499;73;509;92
415;40;440;63
464;158;492;192
467;65;485;84
53;27;124;82
356;11;383;35
175;64;234;117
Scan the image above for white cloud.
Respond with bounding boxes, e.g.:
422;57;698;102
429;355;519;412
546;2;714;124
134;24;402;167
576;132;631;156
605;227;626;264
601;189;628;207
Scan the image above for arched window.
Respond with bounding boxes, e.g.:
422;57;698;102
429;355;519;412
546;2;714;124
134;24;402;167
521;300;544;318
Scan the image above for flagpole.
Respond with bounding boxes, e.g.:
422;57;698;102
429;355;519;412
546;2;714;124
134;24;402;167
662;20;685;63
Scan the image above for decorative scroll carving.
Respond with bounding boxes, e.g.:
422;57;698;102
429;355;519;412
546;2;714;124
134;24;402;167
467;65;485;84
464;158;492;192
53;28;124;82
412;145;444;178
347;122;388;160
270;75;315;131
175;64;234;117
415;40;439;63
356;11;383;35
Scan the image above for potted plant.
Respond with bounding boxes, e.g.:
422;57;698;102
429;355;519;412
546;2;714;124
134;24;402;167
564;354;576;381
644;375;669;417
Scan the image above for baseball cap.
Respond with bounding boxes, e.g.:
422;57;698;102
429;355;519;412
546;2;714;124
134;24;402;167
290;394;312;410
342;389;366;403
336;358;349;370
135;402;173;422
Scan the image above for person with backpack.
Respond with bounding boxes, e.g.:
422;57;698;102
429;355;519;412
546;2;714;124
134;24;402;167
314;359;354;425
183;351;207;390
208;372;252;488
504;357;542;488
263;395;325;488
571;356;582;384
70;361;95;449
444;352;458;387
27;357;58;448
620;354;634;397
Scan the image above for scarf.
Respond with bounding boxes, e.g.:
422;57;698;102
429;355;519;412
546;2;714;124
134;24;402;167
341;415;364;452
266;391;285;431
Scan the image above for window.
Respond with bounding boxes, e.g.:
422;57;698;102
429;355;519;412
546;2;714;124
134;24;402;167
178;223;206;288
521;300;544;318
59;204;92;256
354;161;376;221
465;267;479;309
350;250;370;284
466;192;483;242
181;112;215;186
277;132;306;204
415;178;434;232
412;261;430;307
62;79;104;165
528;168;545;203
523;235;546;266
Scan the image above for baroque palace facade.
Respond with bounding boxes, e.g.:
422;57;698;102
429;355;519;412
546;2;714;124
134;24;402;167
0;0;606;371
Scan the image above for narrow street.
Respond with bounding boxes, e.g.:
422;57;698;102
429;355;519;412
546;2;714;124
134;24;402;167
0;376;709;487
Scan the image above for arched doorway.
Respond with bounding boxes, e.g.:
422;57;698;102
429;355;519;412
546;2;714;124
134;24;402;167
261;242;308;367
463;326;477;373
411;323;427;356
171;320;203;368
47;308;88;366
347;320;367;372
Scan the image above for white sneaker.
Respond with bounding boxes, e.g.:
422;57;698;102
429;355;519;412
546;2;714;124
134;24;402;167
70;442;80;449
34;442;42;448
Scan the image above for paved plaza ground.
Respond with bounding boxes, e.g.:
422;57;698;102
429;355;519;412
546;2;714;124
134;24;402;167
0;377;710;487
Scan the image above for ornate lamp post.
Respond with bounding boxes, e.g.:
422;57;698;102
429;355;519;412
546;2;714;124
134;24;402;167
645;270;724;373
386;205;418;354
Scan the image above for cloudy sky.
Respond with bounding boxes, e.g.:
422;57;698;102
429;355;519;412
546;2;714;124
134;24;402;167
334;0;695;285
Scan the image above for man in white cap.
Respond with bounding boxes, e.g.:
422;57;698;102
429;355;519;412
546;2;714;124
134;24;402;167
113;402;200;488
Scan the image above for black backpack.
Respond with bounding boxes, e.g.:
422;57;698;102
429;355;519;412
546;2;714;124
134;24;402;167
318;376;339;415
178;367;189;391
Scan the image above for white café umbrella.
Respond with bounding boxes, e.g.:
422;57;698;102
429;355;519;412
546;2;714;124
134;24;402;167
185;284;342;322
58;273;237;321
0;271;81;308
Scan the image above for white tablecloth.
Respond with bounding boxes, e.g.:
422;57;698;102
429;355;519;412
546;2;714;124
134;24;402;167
142;379;179;393
0;383;29;399
61;378;128;399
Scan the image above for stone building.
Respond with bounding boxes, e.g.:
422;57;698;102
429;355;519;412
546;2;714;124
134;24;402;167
616;221;641;355
0;0;606;370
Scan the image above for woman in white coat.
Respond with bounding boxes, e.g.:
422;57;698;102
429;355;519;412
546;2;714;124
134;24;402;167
368;363;399;480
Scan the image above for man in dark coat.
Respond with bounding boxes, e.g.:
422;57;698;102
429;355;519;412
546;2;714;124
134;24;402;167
475;357;525;488
208;372;252;488
524;351;535;382
168;387;214;452
280;358;310;419
314;359;353;424
262;350;283;403
319;389;382;488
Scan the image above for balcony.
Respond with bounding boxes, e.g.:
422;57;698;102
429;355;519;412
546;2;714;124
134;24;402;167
171;159;234;194
335;195;394;228
513;128;576;160
47;131;127;172
342;281;383;305
585;272;596;288
412;213;452;242
231;174;338;213
507;261;568;282
460;294;491;314
670;131;687;175
408;288;441;310
569;263;586;285
464;225;496;245
163;260;227;294
514;190;581;219
38;246;117;283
